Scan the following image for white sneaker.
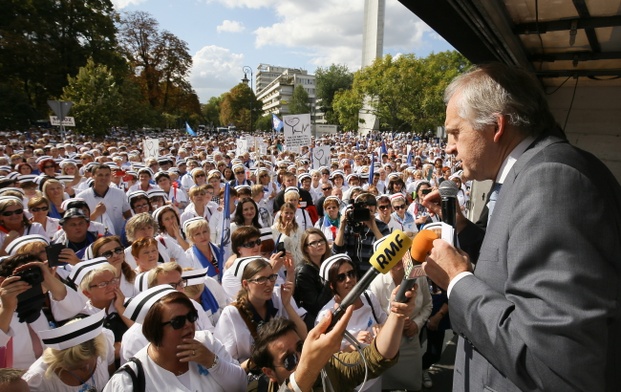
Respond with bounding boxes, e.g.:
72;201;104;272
423;370;433;388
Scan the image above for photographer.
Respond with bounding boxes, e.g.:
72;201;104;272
332;193;390;275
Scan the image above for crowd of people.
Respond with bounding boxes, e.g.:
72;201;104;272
1;62;618;392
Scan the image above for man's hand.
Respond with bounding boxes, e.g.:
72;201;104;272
422;239;472;290
59;248;81;266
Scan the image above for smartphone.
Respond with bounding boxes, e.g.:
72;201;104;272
275;242;286;255
46;243;66;267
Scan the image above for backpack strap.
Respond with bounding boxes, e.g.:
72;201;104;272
363;291;380;324
115;357;145;392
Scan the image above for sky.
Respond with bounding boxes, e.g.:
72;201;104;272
111;0;455;103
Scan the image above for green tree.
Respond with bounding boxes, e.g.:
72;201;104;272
0;0;120;125
201;96;222;127
332;88;363;132
219;84;262;131
315;64;353;125
288;85;311;115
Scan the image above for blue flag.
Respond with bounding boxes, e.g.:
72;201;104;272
369;154;375;183
407;149;413;165
272;114;283;132
380;140;388;155
185;122;197;136
218;183;231;280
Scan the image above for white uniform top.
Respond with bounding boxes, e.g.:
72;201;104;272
1;286;85;370
214;290;306;363
0;222;47;249
108;330;247;392
120;298;214;365
23;331;115;392
77;186;131;236
124;237;191;270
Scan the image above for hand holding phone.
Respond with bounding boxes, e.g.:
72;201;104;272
46;243;66;267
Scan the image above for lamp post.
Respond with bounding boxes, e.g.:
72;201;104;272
242;66;253;132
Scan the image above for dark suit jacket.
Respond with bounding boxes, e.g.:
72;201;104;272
451;129;621;391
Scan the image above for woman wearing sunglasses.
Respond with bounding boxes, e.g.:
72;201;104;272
214;257;307;374
0;196;46;256
389;194;417;235
28;195;59;241
105;290;246;392
374;195;400;233
316;253;387;392
91;236;138;297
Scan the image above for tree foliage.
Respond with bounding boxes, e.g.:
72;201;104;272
118;11;198;118
288;85;311;115
201;96;222;127
333;51;470;133
0;0;120;126
315;64;353;125
219;84;263;132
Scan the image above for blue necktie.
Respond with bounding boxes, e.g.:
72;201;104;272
487;183;502;223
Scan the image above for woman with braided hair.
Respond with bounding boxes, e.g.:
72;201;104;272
213;257;307;374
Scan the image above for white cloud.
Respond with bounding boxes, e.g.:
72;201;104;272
217;20;245;33
190;45;245;100
110;0;148;9
211;0;277;9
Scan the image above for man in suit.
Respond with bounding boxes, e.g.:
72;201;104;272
423;63;621;391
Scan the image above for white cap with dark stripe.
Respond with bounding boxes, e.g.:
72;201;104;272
38;310;106;350
68;257;109;286
319;253;352;282
5;234;49;256
231;256;265;278
182;268;209;286
134;271;151;292
123;285;176;323
182;216;206;234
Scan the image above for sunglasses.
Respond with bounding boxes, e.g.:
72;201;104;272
161;310;199;329
306;239;326;248
235;171;245;175
336;270;356;283
322;187;332;191
100;246;124;259
30;206;49;212
275;340;304;371
240;239;262;248
248;274;278;285
378;205;390;210
89;277;120;289
1;209;23;217
392;204;406;210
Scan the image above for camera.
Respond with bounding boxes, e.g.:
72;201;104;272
15;267;44;286
346;200;371;233
421;188;432;196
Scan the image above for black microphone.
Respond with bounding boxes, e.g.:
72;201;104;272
329;230;412;329
439;179;459;228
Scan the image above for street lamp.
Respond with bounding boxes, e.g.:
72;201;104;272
242;66;253;132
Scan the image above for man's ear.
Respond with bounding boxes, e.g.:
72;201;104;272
492;114;507;143
262;366;278;383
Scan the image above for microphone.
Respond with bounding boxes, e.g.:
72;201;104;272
395;230;438;302
439;179;458;227
329;229;412;328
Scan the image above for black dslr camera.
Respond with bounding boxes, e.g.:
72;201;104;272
15;267;44;286
346;200;371;233
14;267;46;323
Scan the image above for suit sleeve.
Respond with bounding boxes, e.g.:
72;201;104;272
449;162;619;391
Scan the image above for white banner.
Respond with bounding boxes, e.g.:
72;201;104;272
143;139;159;159
236;138;248;156
311;146;331;169
314;124;337;136
283;113;311;147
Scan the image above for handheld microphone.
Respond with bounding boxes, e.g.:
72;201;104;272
329;229;412;328
439;180;458;228
395;230;438;302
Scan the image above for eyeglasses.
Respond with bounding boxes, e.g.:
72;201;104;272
322;187;332;191
193;191;206;196
392;204;406;210
161;310;199;329
43;165;55;169
240;239;262;248
248;274;278;285
89;277;120;289
100;246;124;259
336;270;356;283
169;279;186;290
275;341;304;371
30;206;49;212
194;174;205;178
306;239;326;248
1;209;23;217
378;205;390;210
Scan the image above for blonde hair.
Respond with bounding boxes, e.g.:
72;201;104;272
42;321;107;378
184;219;210;244
125;213;158;242
147;261;183;288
